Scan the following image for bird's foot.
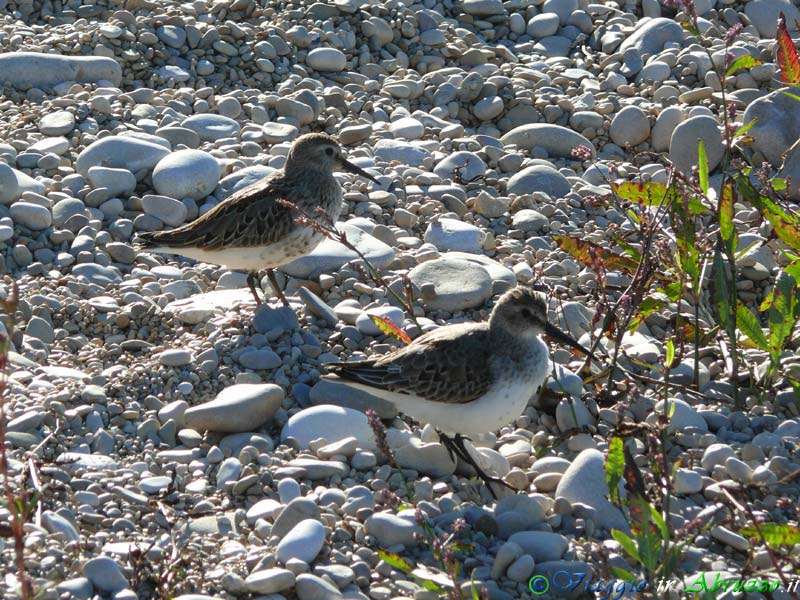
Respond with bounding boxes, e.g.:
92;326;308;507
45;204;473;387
438;432;515;500
266;269;291;308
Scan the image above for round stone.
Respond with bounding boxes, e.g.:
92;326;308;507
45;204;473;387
280;404;377;450
76;136;170;177
276;519;326;564
152;150;220;200
501;124;595;158
306;47;347;71
38;110;75;136
10;201;52;230
0;163;20;204
408;257;493;311
184;384;284;433
609;105;650;147
506;164;571;198
669;115;723;175
181;114;241;141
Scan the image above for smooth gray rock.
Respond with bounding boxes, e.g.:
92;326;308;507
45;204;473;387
280;404;377;450
506;531;568;562
0;52;122;88
184;384;284;432
501;124;595;158
743;87;800;165
365;512;423;547
276;519;326;563
39;110;76;136
214;165;276;201
83;557;129;593
281;222;394;279
76;136;170;177
745;0;800;37
433;151;487;182
408;257;493;310
609;105;650;147
669;115;723;175
423;218;482;253
272;497;322;538
152;150;220;200
182;114;241;141
373;139;431;167
309;378;398;419
618;17;685;56
295;574;343;600
245;568;295;594
10;202;51;230
306;47;347;71
554;449;629;532
506;164;570;197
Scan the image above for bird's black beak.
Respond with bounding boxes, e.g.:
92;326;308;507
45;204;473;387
341;158;379;184
545;322;596;360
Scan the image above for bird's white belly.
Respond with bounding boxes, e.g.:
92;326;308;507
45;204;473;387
345;375;543;436
149;228;324;271
403;378;539;436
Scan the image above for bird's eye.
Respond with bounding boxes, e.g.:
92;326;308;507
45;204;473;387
325;147;334;156
521;308;533;319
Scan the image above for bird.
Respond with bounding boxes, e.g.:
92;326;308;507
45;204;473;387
324;286;594;498
136;133;379;307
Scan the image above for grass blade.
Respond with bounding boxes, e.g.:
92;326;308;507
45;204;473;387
698;139;709;194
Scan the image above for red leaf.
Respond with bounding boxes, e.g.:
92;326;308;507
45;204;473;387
777;12;800;85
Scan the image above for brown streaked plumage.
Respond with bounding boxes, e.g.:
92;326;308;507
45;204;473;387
325;286;594;497
136;133;378;306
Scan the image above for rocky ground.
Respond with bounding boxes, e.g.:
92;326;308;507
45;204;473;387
1;0;800;598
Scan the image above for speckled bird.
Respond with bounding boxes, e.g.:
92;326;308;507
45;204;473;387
136;133;378;306
325;286;594;496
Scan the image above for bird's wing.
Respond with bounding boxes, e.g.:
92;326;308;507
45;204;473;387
137;175;297;250
326;324;493;404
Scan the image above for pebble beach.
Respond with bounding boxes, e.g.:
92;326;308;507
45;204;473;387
1;0;800;598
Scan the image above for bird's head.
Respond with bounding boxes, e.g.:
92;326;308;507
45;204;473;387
286;133;378;183
490;286;594;357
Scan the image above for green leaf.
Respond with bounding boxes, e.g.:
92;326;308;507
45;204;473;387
719;180;737;255
738;176;800;252
470;570;482;600
665;339;675;367
609;566;636;581
740;524;800;546
612;181;672;206
736;302;769;350
378;551;413;574
552;234;641;274
713;244;731;332
606;437;624;504
698;139;709;194
612;529;640;563
733;118;757;138
725;55;762;76
772;177;788;191
649;504;669;541
767;270;800;359
781;90;800;103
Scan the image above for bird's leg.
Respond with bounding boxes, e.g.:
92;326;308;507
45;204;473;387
452;433;516;497
438;431;460;465
246;272;263;305
266;268;290;308
438;431;507;499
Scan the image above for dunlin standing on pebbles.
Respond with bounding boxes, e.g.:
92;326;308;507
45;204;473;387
324;286;594;498
136;133;379;307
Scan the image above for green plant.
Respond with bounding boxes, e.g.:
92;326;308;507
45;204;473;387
0;281;35;600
